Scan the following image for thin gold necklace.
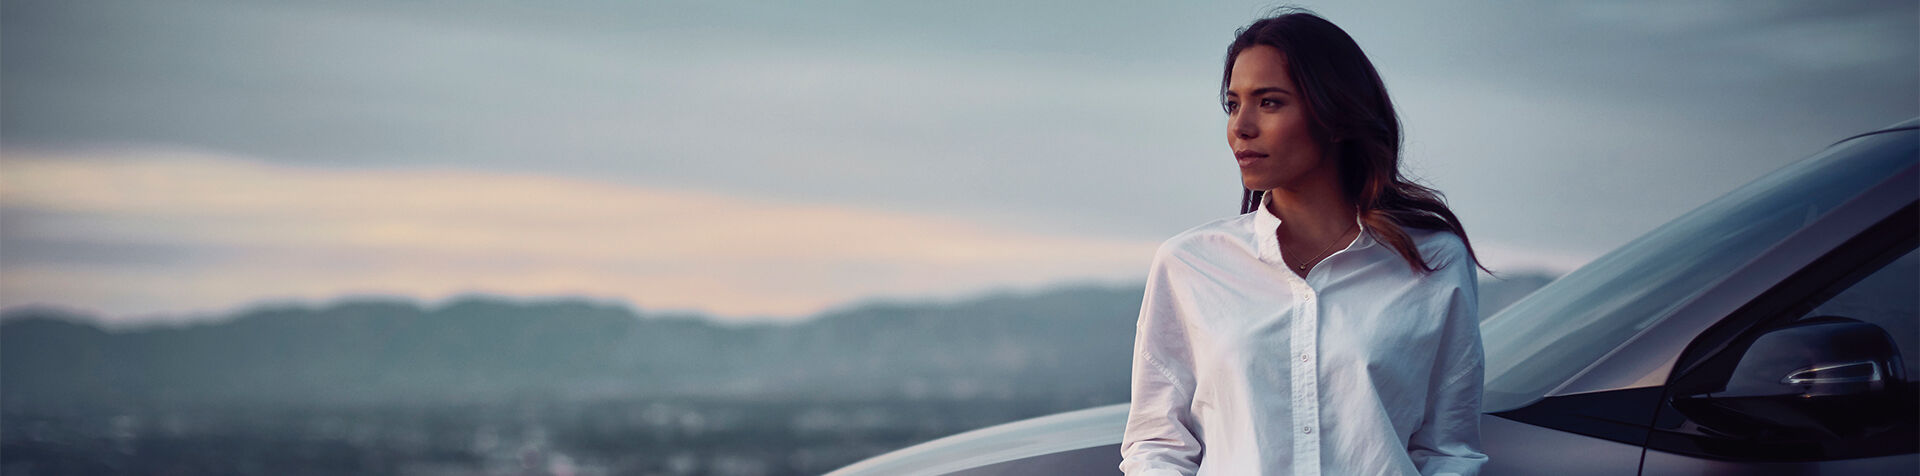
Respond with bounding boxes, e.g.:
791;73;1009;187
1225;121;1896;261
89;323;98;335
1288;219;1357;271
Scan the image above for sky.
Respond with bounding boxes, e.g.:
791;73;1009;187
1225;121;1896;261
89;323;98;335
2;0;1915;324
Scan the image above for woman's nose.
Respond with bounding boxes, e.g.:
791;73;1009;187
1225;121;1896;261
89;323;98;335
1231;113;1257;139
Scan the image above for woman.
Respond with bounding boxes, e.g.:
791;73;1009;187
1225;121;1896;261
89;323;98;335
1120;10;1490;476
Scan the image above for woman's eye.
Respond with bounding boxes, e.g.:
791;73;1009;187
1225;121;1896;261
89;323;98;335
1260;98;1283;108
1223;102;1238;113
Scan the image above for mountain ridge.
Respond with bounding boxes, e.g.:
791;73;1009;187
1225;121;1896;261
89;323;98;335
2;274;1555;411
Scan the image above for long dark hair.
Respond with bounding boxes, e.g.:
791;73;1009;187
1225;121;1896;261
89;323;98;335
1226;9;1489;274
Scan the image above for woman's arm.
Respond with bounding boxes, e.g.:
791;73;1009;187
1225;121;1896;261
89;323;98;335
1119;249;1203;476
1407;247;1489;476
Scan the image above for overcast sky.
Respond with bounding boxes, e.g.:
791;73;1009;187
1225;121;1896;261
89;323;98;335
2;0;1914;324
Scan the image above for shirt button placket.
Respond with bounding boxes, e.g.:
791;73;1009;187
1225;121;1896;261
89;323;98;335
1288;278;1322;476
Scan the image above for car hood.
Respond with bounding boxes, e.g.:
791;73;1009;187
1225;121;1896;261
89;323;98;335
825;404;1129;476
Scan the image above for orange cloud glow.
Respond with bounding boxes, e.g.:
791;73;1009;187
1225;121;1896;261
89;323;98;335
0;149;1159;323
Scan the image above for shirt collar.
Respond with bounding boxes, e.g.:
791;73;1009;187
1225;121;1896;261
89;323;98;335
1250;194;1373;265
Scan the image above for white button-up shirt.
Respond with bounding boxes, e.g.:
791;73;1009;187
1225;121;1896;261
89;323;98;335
1119;203;1487;476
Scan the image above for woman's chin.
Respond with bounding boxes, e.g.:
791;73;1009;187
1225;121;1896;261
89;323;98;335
1240;177;1281;192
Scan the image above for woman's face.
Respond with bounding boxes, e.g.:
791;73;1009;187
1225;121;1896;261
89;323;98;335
1225;45;1331;194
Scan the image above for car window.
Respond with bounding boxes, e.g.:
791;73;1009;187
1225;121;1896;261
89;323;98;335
1797;247;1917;378
1480;130;1917;411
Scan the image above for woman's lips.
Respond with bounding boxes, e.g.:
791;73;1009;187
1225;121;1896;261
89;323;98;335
1235;150;1268;166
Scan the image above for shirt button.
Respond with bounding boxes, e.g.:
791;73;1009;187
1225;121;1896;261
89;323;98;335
1302;426;1313;434
1300;354;1310;363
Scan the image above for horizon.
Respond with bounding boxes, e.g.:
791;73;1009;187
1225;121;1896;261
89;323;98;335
0;277;1154;329
0;267;1567;329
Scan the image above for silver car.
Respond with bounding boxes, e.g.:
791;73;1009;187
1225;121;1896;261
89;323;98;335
830;118;1920;475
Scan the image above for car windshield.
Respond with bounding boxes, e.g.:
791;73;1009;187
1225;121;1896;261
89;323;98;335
1481;126;1918;412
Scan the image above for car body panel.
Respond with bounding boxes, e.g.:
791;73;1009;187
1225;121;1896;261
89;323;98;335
1640;449;1920;475
823;404;1126;476
945;445;1120;476
1481;414;1641;475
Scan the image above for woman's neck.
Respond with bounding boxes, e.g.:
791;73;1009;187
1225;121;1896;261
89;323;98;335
1264;182;1356;246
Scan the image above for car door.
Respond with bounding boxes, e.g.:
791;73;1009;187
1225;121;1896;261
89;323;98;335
1643;205;1918;474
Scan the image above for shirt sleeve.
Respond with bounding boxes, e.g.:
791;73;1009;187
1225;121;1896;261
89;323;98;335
1407;246;1489;476
1119;246;1203;476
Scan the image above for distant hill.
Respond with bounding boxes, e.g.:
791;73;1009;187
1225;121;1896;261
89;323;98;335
1;273;1555;411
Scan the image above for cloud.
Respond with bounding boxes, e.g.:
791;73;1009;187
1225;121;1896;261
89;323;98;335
1;1;1911;323
0;148;1161;322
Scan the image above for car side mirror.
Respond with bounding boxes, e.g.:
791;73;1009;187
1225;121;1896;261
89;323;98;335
1673;317;1908;438
1717;317;1906;398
